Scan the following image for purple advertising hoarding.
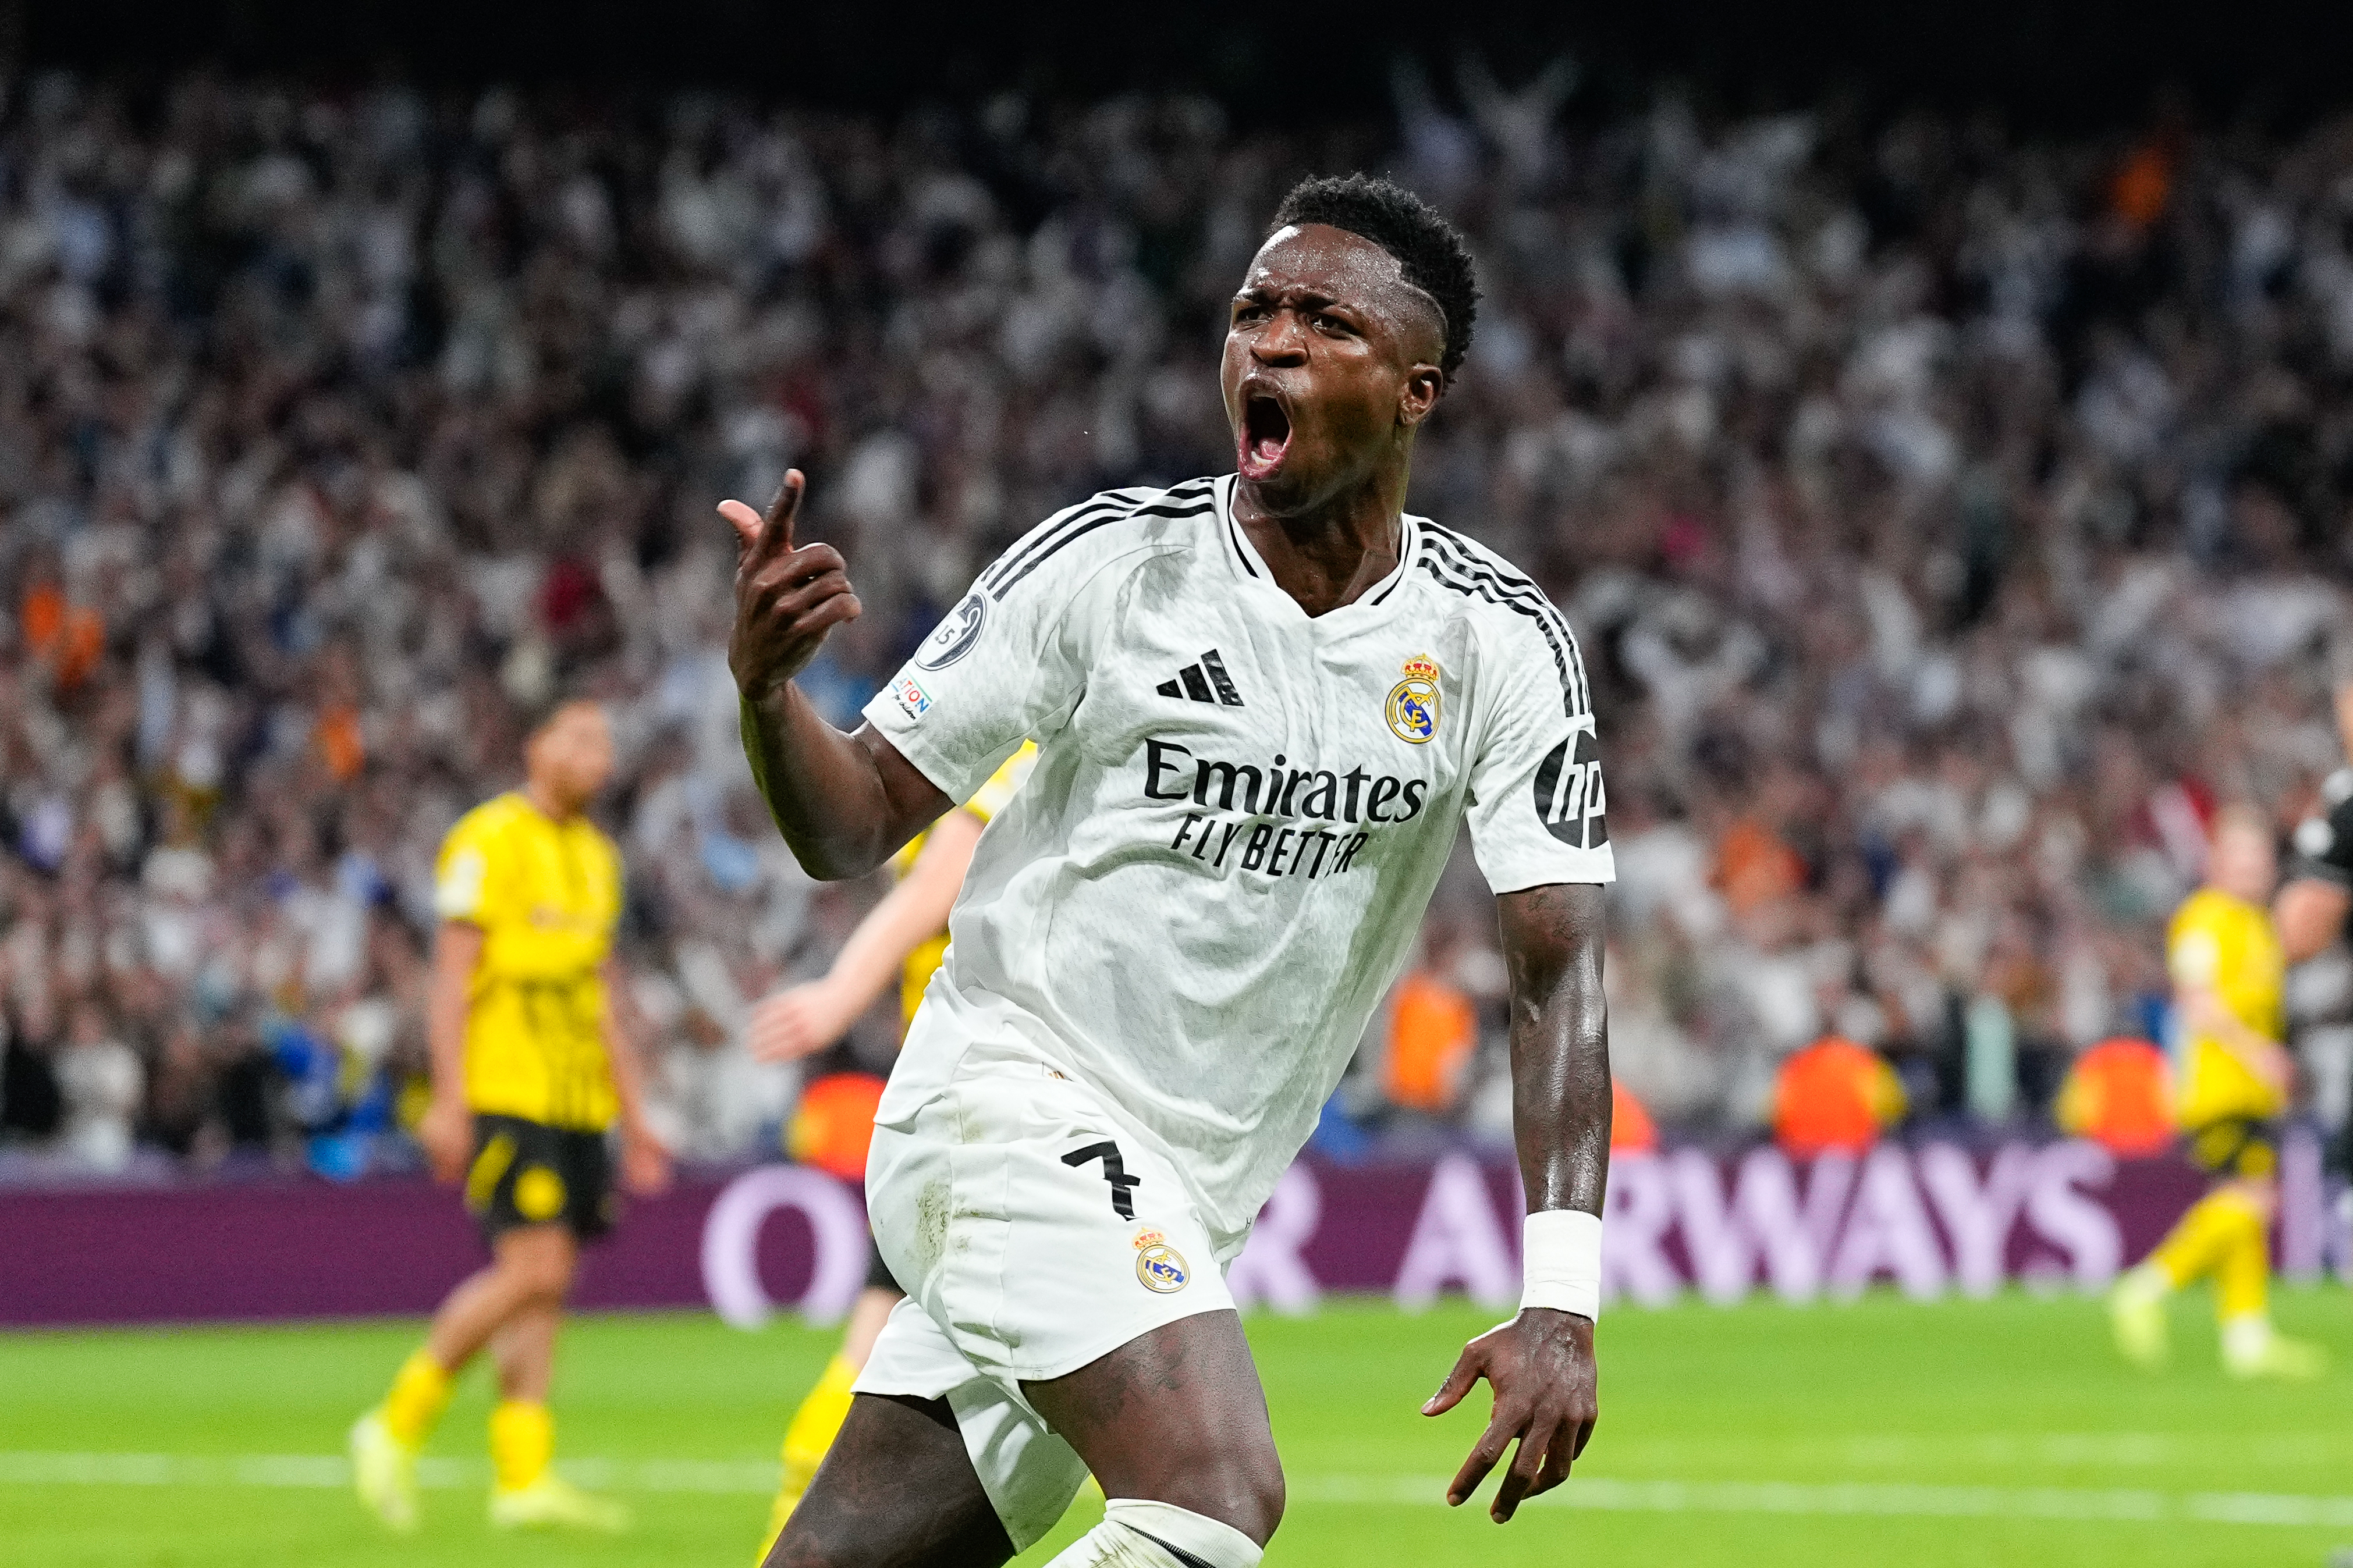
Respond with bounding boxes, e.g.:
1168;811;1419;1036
0;1136;2330;1329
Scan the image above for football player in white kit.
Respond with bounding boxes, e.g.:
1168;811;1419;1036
727;175;1615;1568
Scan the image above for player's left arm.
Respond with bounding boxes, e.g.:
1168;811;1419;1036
2175;977;2291;1093
747;806;984;1064
2170;919;2291;1091
599;956;673;1195
1423;879;1607;1523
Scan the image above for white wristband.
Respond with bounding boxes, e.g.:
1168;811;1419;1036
1521;1209;1602;1321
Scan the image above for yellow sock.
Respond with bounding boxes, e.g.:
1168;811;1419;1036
381;1350;452;1449
489;1400;554;1494
762;1354;860;1552
2216;1204;2270;1322
782;1354;860;1480
2146;1190;2258;1289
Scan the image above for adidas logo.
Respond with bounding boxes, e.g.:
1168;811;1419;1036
1156;649;1245;707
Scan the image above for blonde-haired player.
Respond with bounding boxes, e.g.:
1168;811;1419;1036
751;742;1033;1554
2109;804;2325;1378
350;700;672;1531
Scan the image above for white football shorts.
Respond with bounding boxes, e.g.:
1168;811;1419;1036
853;1044;1236;1549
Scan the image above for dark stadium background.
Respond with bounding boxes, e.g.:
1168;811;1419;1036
19;0;2353;128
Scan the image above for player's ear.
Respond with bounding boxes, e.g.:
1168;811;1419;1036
1399;363;1445;428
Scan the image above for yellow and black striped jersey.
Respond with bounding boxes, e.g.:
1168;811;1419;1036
434;792;623;1130
2168;886;2286;1128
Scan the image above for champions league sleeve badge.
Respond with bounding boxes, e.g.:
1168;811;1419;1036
914;591;988;671
1386;655;1442;744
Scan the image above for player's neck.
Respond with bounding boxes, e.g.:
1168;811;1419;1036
1233;465;1407;618
523;779;582;822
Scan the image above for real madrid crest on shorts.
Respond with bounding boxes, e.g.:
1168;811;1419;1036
1132;1226;1190;1293
1386;655;1441;745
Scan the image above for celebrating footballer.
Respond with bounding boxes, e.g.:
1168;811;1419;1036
724;174;1616;1568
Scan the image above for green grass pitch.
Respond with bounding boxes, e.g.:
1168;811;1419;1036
7;1286;2353;1566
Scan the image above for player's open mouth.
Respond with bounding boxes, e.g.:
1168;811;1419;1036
1239;394;1292;481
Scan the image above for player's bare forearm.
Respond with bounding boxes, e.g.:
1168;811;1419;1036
737;692;945;879
1496;881;1611;1218
426;921;482;1100
418;921;483;1180
1417;881;1606;1523
722;471;950;879
2179;984;2290;1092
598;958;654;1130
599;959;672;1192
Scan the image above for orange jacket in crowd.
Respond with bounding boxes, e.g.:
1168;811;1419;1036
315;705;367;783
2054;1037;2175;1157
1772;1035;1907;1158
22;582;105;691
1385;964;1662;1146
1712;815;1806;917
1383;968;1479;1115
1612;1080;1658;1154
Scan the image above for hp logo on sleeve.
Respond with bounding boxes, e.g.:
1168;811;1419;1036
1532;729;1609;850
914;592;989;670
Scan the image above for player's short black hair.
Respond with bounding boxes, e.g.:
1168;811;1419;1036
1270;173;1478;378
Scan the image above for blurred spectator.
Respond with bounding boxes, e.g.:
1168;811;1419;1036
55;1000;141;1170
0;66;2348;1177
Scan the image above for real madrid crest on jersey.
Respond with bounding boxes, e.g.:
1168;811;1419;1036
1386;655;1441;744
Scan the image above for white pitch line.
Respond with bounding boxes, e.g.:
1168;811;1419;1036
1292;1474;2353;1528
0;1452;774;1494
6;1453;2353;1530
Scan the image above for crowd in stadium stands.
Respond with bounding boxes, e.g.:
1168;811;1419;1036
2;66;2352;1181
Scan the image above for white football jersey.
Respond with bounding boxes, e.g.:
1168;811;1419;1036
863;474;1614;1251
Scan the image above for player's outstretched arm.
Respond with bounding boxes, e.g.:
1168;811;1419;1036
599;957;673;1194
2176;980;2291;1093
722;471;950;880
1422;880;1607;1523
746;807;984;1062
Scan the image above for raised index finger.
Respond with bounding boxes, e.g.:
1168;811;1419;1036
758;470;806;557
721;470;805;563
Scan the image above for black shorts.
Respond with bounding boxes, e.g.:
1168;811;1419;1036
466;1113;615;1245
865;1230;903;1295
2185;1117;2278;1180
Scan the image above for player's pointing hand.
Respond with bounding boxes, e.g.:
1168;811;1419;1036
722;470;862;704
1423;1306;1598;1522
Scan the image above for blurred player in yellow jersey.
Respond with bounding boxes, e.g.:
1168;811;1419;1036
747;741;1034;1556
349;701;673;1533
2109;804;2326;1378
